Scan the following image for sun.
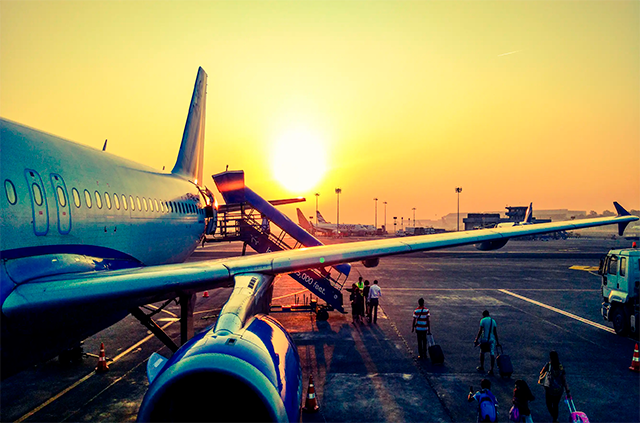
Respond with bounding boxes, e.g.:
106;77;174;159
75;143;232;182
272;126;328;193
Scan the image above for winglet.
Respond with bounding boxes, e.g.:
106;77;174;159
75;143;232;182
523;202;533;224
614;202;632;236
172;67;207;184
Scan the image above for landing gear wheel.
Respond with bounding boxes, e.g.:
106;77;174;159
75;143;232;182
316;307;329;321
612;307;629;336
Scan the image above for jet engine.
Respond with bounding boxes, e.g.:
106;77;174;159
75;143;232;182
475;238;509;251
137;314;303;423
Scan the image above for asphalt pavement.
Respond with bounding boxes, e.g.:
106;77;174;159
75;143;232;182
2;236;638;423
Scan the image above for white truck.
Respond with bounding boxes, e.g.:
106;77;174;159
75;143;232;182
599;247;639;337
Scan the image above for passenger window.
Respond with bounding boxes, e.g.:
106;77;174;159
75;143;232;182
72;188;81;207
149;198;154;212
130;195;135;211
114;193;120;210
170;202;174;213
141;197;147;212
56;186;67;207
84;189;92;208
105;192;112;209
136;196;142;211
4;179;17;205
608;256;619;275
122;194;128;210
154;199;159;212
95;191;103;209
32;183;43;206
620;257;627;277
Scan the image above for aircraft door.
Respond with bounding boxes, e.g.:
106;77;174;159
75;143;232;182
50;173;71;234
24;169;49;236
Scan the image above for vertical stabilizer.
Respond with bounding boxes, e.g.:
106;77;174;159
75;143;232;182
172;67;207;184
297;208;314;232
317;211;328;224
523;202;533;224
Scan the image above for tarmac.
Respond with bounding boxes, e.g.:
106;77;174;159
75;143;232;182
1;236;639;422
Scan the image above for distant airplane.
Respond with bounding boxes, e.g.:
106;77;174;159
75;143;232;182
296;208;376;236
1;67;636;422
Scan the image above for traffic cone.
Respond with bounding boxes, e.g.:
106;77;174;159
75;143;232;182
303;375;319;413
629;343;640;372
203;291;209;298
96;342;109;373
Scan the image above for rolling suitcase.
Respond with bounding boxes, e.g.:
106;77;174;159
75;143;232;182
496;345;513;378
427;334;445;364
565;397;590;423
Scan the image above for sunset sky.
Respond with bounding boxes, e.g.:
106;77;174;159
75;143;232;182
2;1;638;226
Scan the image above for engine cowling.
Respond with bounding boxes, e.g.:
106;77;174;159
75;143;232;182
137;314;302;422
475;238;509;251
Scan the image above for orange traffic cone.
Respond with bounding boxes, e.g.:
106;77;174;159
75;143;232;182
629;343;640;372
203;291;209;298
303;375;319;413
96;342;109;373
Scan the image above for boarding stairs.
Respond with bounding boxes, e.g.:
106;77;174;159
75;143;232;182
210;171;350;313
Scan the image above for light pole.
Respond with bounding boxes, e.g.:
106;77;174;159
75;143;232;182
412;207;416;227
315;193;320;225
383;202;387;234
335;188;341;236
373;198;378;229
455;187;463;231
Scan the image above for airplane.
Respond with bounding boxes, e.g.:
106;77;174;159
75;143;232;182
1;67;637;422
296;208;376;236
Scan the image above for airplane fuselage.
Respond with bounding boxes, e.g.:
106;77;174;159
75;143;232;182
1;119;207;374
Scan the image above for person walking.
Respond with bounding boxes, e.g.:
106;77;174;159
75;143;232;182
510;379;535;422
412;298;431;359
538;351;570;422
368;280;381;323
349;283;358;324
473;310;500;376
468;378;498;422
363;280;371;319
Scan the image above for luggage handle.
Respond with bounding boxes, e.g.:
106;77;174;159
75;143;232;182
564;397;576;413
496;344;504;356
427;334;436;347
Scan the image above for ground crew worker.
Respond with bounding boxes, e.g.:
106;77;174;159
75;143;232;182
412;298;431;359
356;276;364;291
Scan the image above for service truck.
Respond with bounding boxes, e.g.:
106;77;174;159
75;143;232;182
599;247;639;337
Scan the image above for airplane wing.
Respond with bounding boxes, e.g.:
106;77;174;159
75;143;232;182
4;209;636;320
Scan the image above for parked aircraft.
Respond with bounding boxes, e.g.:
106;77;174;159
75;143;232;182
296;208;376;236
1;67;637;422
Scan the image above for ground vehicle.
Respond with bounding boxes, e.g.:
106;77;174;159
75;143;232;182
599;247;640;336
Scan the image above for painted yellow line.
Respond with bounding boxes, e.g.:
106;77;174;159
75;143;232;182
499;289;615;334
569;265;599;271
14;321;176;423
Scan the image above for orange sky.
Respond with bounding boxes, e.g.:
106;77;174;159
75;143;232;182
2;1;638;225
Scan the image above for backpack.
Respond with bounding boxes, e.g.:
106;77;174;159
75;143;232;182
478;390;497;422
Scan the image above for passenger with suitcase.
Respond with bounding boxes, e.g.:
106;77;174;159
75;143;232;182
538;351;571;422
468;378;498;422
510;379;535;422
496;345;513;378
473;310;501;376
412;298;431;359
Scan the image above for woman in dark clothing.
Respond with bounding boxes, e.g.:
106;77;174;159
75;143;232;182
354;288;365;323
511;379;535;422
538;351;570;422
349;284;358;324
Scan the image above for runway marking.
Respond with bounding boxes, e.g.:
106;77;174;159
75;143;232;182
14;321;177;423
383;288;600;291
499;289;616;334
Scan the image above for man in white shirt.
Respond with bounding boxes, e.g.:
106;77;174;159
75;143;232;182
367;280;382;323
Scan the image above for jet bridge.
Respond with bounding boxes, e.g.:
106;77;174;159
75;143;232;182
211;170;350;313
